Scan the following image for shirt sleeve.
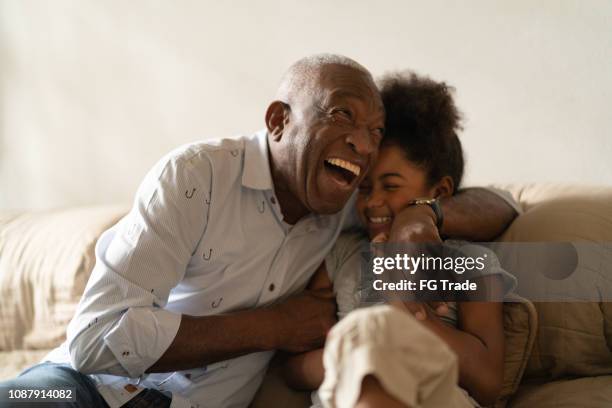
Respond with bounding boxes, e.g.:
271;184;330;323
67;149;212;377
340;193;361;231
325;232;367;319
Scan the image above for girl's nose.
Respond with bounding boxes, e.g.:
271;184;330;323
366;191;384;208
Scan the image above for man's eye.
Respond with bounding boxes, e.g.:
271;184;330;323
371;128;384;143
383;185;399;191
331;108;353;121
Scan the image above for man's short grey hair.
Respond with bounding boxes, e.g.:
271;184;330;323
276;53;374;104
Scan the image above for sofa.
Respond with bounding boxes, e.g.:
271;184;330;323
1;184;611;407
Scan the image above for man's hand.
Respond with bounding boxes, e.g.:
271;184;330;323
388;205;442;244
272;289;337;353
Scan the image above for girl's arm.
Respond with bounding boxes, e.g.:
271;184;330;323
283;348;325;390
417;275;505;406
283;262;332;390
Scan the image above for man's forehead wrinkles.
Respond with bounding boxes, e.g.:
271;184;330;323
324;89;364;104
334;85;383;117
324;88;381;110
321;70;376;94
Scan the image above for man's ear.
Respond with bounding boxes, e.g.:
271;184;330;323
265;101;290;142
431;176;454;199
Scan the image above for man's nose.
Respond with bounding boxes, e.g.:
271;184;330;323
346;128;376;156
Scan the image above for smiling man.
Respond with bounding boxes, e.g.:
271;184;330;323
0;55;518;408
267;60;385;222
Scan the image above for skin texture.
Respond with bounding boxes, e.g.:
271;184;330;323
284;145;506;406
149;289;338;373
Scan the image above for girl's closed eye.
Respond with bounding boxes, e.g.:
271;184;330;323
383;184;400;191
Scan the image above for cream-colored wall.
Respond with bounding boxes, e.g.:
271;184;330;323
1;0;611;210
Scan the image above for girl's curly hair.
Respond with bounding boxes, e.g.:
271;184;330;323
378;71;464;192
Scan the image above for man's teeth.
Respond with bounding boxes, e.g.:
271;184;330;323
369;216;391;224
326;158;360;177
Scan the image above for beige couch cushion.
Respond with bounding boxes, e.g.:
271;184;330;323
497;183;612;380
0;206;127;353
509;376;612;408
0;350;50;380
495;294;538;407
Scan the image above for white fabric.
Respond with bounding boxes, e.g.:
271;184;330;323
44;130;356;408
318;305;474;408
324;232;368;320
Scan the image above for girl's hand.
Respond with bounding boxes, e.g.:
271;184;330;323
389;300;449;321
389;205;441;243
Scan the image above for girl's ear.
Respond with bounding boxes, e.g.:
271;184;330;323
431;176;454;199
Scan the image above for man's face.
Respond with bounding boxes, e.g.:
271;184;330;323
279;66;385;215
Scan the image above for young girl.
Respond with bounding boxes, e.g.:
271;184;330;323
284;71;516;408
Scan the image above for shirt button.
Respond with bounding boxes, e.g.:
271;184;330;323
270;197;276;204
268;283;275;291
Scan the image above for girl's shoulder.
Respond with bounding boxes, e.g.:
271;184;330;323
325;230;369;281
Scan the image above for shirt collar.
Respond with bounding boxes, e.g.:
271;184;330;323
242;129;274;191
242;129;344;232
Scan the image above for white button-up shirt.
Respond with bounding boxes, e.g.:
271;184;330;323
46;130;357;408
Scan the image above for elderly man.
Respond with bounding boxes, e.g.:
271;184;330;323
0;55;516;408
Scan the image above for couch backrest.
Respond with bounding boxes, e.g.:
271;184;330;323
0;206;128;351
496;183;612;380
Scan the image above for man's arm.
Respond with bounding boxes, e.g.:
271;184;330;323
389;187;518;243
150;259;337;373
280;262;332;390
439;187;518;241
148;290;336;373
68;153;210;377
68;149;337;377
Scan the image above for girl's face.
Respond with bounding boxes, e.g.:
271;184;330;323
356;144;447;240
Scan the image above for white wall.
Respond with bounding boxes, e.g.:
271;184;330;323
1;0;611;210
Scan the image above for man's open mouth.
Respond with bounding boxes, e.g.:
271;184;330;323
323;158;361;187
